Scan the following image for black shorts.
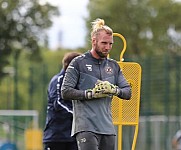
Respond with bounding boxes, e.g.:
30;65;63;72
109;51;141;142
44;141;78;150
76;131;115;150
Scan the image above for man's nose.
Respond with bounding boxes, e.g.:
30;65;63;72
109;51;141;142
106;44;112;49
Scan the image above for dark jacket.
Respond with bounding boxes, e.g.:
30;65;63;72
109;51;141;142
43;69;75;143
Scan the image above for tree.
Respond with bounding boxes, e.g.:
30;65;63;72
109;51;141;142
86;0;181;59
0;0;59;79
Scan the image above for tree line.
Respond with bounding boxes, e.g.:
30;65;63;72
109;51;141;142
1;0;181;121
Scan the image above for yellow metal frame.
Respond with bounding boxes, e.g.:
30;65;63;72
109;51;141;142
25;128;43;150
112;33;142;150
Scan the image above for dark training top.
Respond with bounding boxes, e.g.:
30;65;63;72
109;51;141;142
61;51;131;136
43;69;76;143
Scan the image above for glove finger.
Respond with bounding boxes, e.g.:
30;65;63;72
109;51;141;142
94;85;101;91
97;88;106;93
102;90;109;94
95;80;103;85
95;83;104;90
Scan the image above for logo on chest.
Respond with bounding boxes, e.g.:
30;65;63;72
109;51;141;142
86;64;92;71
105;66;113;74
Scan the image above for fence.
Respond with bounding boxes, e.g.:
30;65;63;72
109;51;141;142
123;116;181;150
0;53;181;149
138;54;181;116
0;110;40;150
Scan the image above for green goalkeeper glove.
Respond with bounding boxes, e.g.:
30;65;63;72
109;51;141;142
95;80;120;96
85;87;110;99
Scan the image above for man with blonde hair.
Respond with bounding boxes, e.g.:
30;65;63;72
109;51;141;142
61;18;131;150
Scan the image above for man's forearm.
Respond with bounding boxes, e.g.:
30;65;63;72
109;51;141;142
117;86;131;100
61;87;85;100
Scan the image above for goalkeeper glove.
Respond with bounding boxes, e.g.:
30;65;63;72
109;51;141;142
85;87;110;99
95;80;120;96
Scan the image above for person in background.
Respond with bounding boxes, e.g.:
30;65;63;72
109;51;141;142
61;18;131;150
172;130;181;150
43;52;81;150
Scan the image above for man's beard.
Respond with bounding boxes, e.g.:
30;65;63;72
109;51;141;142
95;49;106;58
95;44;108;58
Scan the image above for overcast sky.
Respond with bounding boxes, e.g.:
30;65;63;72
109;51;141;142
40;0;89;50
40;0;181;50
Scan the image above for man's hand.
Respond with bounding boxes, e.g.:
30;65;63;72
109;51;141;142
85;86;110;99
95;80;120;95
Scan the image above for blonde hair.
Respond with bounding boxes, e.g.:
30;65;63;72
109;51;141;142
91;18;113;38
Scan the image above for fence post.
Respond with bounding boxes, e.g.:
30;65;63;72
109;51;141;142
164;54;170;150
175;55;181;116
13;50;19;144
28;67;34;110
41;63;48;128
